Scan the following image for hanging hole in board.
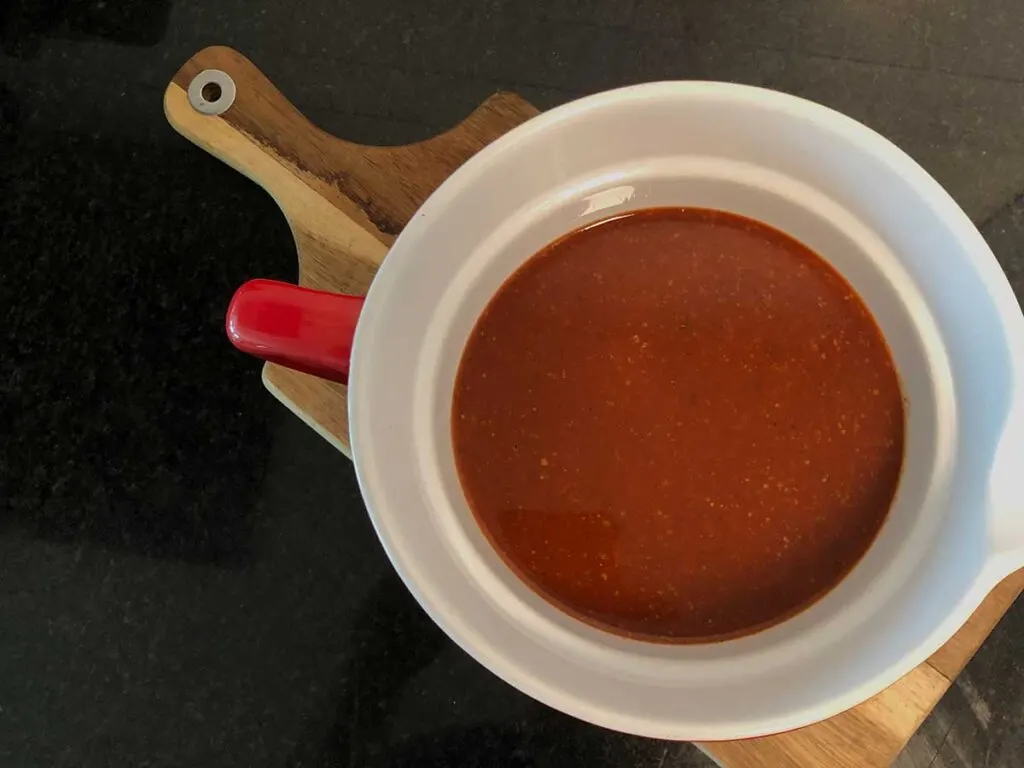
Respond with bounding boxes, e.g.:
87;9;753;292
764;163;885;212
201;82;222;103
187;69;236;116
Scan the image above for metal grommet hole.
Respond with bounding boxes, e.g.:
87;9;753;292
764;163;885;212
201;81;222;103
188;69;236;116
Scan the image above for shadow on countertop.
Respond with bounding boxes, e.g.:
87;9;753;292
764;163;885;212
285;571;703;768
0;113;295;564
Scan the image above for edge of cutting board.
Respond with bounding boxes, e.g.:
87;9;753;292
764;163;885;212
164;46;1024;768
163;45;538;458
699;570;1024;767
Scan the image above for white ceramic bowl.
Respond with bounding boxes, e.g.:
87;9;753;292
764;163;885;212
341;82;1024;740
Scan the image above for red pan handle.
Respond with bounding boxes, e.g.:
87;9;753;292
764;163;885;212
225;279;364;384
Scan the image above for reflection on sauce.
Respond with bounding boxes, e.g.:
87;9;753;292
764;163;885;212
452;208;905;642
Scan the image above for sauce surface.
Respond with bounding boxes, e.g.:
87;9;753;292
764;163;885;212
452;208;904;642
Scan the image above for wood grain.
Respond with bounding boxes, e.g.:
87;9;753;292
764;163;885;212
698;663;951;768
698;573;1024;767
165;46;1022;768
164;46;537;455
925;569;1024;682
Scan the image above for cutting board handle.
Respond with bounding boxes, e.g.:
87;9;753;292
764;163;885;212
164;46;539;258
163;45;539;456
165;48;320;180
163;46;403;251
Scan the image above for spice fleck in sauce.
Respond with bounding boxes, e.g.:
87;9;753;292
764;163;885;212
452;208;904;642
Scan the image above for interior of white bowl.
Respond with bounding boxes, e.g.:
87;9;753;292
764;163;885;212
349;83;1024;739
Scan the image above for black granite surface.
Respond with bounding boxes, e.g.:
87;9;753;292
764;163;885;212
1;1;1023;766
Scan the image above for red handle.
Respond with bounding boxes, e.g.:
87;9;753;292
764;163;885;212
225;279;364;384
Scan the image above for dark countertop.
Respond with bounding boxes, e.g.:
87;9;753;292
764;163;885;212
2;1;1023;766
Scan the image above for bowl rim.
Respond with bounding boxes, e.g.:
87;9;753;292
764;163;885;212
348;80;1024;740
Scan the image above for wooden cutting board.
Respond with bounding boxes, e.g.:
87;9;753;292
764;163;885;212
165;47;1024;767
